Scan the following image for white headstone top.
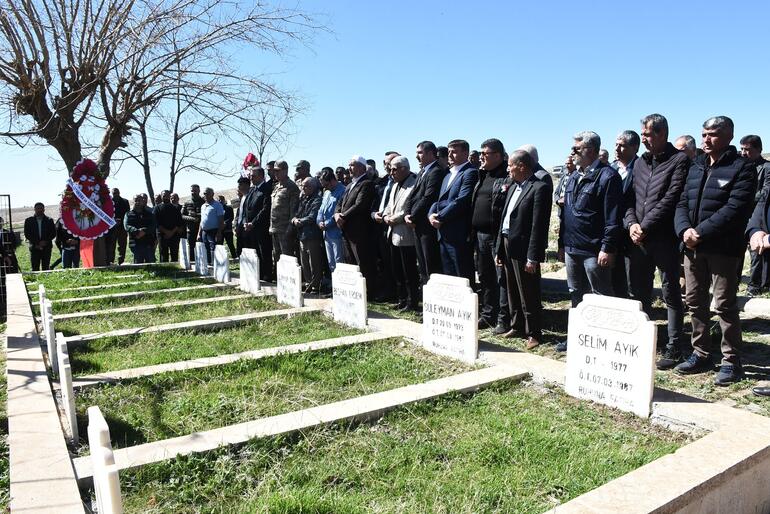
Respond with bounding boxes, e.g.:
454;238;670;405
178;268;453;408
276;254;303;307
421;273;478;364
239;248;261;294
195;242;209;276
178;239;191;270
332;263;367;329
565;294;657;418
213;245;230;284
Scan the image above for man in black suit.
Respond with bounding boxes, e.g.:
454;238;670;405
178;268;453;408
747;188;770;397
239;167;273;280
495;150;553;350
24;202;57;271
334;155;377;296
404;141;445;284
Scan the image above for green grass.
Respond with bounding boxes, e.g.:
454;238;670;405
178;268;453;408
39;284;241;315
0;322;8;510
56;295;280;336
69;312;359;375
40;275;216;300
75;339;471;450
116;380;685;513
22;262;188;288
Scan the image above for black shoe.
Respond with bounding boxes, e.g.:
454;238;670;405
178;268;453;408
753;386;770;397
747;286;761;298
656;349;683;370
714;364;744;386
399;303;419;313
674;353;713;375
478;318;494;330
492;323;510;336
555;340;568;352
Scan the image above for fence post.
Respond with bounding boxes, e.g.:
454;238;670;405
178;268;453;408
57;333;78;442
87;406;123;514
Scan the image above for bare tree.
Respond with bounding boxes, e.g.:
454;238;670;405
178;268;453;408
0;0;317;179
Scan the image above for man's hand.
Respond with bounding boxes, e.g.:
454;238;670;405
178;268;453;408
136;229;145;239
244;222;253;232
557;247;565;263
524;261;539;274
597;251;614;267
373;212;384;224
334;213;346;228
683;228;700;250
318;221;325;230
429;213;441;229
750;231;766;253
629;223;645;245
494;256;503;267
404;214;414;227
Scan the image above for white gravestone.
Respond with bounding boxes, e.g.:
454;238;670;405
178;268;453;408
38;284;46;305
332;263;367;329
194;242;209;276
87;406;123;514
213;245;231;283
239;248;261;294
56;333;78;442
565;294;657;418
178;239;191;270
44;301;58;375
422;274;478;364
276;254;303;307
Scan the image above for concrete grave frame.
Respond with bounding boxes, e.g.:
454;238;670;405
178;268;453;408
6;273;770;513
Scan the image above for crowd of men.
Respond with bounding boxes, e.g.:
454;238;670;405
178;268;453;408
21;113;770;396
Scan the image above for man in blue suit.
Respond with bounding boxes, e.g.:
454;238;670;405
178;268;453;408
428;139;478;282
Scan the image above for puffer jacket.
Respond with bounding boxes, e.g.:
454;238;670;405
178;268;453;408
674;146;756;256
625;142;689;241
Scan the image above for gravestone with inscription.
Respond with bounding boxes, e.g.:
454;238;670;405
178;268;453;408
565;294;656;418
332;263;367;329
213;245;230;283
178;239;190;270
194;242;209;276
421;274;478;364
239;248;261;294
276;254;303;307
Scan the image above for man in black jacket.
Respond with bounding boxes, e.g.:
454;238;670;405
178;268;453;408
610;130;639;299
626;114;689;370
125;194;157;264
181;184;205;262
154;190;183;262
218;194;236;258
471;138;508;329
24;203;56;271
405;141;445;284
746;187;770;397
674;116;756;385
106;188;130;265
740;135;770;295
495;150;553;350
240;168;273;280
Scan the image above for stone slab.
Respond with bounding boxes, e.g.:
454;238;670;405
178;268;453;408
35;281;232;305
5;274;84;513
276;254;303;307
332;263;367;329
65;305;320;345
51;292;262;320
73;364;528;479
238;248;261;294
195;242;209;275
72;331;390;387
213;245;231;283
421;273;478;364
565;294;656;418
179;239;191;270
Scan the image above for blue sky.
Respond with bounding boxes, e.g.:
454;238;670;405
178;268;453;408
5;0;770;208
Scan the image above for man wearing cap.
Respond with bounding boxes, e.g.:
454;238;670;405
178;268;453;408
295;160;311;187
335;155;377;297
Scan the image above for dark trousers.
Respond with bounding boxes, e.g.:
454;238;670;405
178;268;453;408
611;252;631;299
299;238;324;290
439;238;474;284
414;228;441;285
29;245;53;271
683;251;742;366
201;229;219;265
748;248;770;291
223;230;236;258
257;234;273;281
629;241;684;353
474;231;499;324
106;225;127;265
497;264;510;327
130;243;155;264
390;243;420;307
159;235;180;263
501;239;542;340
187;224;200;262
344;237;376;298
374;228;396;300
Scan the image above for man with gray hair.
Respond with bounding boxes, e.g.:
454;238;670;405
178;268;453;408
610;129;640;298
626;114;689;370
674;116;756;385
292;177;324;294
674;135;698;160
556;131;622;352
518;144;554;188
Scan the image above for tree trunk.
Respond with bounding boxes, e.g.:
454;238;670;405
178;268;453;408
140;123;155;203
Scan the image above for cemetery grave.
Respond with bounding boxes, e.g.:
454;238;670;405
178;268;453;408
32;274;212;301
8;262;770;512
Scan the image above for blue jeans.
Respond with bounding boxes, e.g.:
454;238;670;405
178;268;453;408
130;243;156;264
201;229;219;264
324;236;344;272
61;247;80;268
565;252;613;307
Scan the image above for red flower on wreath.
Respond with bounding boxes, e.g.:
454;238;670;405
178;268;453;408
59;159;115;240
